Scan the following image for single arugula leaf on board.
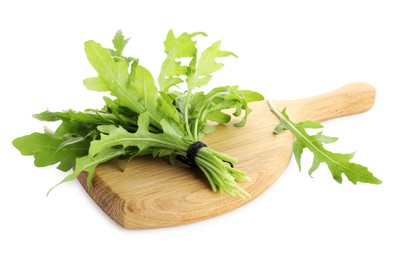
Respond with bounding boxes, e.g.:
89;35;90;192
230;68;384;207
268;101;382;184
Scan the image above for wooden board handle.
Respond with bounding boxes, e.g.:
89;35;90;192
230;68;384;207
274;82;376;122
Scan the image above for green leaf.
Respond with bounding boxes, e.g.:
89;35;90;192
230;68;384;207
47;148;125;195
239;90;265;102
108;30;137;64
34;109;137;133
84;40;144;114
130;64;164;126
33;111;60;122
158;30;206;91
83;77;108;92
112;30;129;56
160;117;185;139
268;101;382;185
206;111;231;124
314;132;338;144
90;112;188;158
187;41;237;90
12;131;89;172
157;96;180;123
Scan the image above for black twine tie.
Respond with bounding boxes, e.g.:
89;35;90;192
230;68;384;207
178;141;207;168
177;141;234;168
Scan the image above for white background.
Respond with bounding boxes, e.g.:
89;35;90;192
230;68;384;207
1;0;411;259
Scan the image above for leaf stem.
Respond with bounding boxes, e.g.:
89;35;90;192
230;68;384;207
183;92;195;140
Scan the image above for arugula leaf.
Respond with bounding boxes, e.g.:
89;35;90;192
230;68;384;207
84;41;144;114
109;30;137;64
47;148;125;195
89;112;188;157
186;85;264;138
158;30;206;91
130;64;165;126
83;77;108;92
12;130;90;172
187;41;237;90
111;30;129;57
268;101;382;184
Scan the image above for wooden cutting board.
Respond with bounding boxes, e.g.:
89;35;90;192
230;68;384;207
78;82;376;229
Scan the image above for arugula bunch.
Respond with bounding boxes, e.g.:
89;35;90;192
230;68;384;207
13;30;264;198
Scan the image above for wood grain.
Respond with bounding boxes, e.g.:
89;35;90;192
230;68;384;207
78;82;375;229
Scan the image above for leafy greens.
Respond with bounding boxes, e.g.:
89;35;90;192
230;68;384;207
13;30;264;198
